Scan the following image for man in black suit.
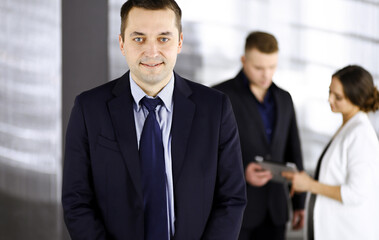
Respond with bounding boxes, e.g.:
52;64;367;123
214;31;305;240
62;0;246;239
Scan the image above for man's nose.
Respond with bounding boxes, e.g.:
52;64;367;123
144;41;159;57
262;69;271;79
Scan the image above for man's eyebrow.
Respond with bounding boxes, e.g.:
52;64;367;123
129;31;145;37
129;31;173;37
160;31;174;36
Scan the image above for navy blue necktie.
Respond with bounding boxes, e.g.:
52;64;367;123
139;97;168;240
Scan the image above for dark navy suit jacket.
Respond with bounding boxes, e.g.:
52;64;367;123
214;70;305;228
62;72;247;240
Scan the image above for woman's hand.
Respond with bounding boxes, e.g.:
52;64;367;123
282;171;315;196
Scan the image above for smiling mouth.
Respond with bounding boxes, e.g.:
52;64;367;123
141;62;163;68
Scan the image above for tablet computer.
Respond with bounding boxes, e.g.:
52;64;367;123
254;156;297;183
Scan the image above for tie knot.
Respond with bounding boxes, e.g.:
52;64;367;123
141;97;162;112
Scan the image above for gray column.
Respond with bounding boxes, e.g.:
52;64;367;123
62;0;108;239
62;0;109;145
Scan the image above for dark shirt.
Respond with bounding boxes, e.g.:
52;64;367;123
243;74;276;144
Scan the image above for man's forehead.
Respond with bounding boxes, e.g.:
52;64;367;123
126;7;176;22
125;8;178;31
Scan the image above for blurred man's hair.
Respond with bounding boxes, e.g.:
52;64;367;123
245;31;279;53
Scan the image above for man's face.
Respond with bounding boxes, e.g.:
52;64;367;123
241;48;278;91
119;7;183;88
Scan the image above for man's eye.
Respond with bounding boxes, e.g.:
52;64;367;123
134;37;143;42
160;38;169;42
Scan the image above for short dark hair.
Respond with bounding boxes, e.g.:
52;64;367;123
245;31;279;54
120;0;182;40
333;65;379;112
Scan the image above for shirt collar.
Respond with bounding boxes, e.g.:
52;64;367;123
262;87;273;104
129;73;174;112
241;70;274;104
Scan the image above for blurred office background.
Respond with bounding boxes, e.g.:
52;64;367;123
0;0;378;239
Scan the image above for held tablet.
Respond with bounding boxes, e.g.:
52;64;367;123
254;156;297;183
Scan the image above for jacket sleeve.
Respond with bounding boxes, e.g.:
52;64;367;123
340;124;378;205
62;96;107;240
201;95;247;240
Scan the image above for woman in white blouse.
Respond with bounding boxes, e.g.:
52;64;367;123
283;65;379;240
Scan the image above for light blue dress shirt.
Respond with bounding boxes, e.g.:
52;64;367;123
129;74;175;237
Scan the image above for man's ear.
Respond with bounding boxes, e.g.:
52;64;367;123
177;32;183;54
119;34;125;56
241;55;246;65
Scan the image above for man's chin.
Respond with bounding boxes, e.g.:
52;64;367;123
259;83;271;90
141;73;166;85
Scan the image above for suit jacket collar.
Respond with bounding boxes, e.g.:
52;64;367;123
234;70;268;145
112;71;130;97
234;69;283;148
234;69;279;96
108;71;196;197
171;72;195;185
270;87;285;149
108;71;143;201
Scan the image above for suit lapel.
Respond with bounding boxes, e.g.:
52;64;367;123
171;73;195;185
270;84;284;149
106;72;196;198
107;72;143;201
247;95;270;146
234;72;269;146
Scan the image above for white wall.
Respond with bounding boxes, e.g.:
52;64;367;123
108;0;379;172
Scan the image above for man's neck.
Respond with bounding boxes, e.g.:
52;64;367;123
131;75;172;97
249;85;268;103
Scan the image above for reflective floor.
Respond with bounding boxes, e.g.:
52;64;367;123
0;189;302;240
0;191;69;240
287;225;304;240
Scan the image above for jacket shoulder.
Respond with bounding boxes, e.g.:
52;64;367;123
341;113;378;141
79;79;117;98
213;79;236;92
271;84;292;99
179;76;228;101
75;76;125;106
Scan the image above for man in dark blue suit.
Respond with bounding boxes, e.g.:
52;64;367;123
61;0;246;239
214;32;305;240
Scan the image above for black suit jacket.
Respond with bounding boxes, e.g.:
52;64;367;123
62;72;247;240
214;70;305;228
